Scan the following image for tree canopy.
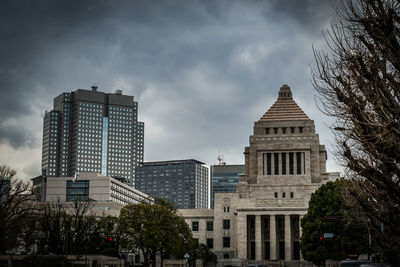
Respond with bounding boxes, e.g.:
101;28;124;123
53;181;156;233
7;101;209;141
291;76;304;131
312;0;400;264
301;180;368;266
118;198;195;267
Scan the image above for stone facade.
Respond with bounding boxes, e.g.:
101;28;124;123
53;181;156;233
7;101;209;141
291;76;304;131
180;85;339;266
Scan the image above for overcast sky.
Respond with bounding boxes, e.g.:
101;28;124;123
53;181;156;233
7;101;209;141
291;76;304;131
0;0;341;181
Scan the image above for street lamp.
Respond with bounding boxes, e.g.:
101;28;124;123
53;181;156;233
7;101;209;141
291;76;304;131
184;253;189;267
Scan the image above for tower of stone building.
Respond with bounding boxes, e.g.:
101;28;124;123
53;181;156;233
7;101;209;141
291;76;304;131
233;84;335;261
240;84;327;187
181;85;338;263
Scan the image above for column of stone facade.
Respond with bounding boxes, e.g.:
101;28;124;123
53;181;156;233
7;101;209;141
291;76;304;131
237;214;247;259
284;215;292;261
305;151;310;176
293;152;297;175
270;215;277;260
259;152;264;176
255;215;262;261
263;153;266;175
286;152;289;175
271;153;275;176
276;152;280;175
300;152;303;175
278;152;281;175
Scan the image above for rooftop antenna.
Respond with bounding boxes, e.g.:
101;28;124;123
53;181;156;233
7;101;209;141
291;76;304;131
217;150;226;166
91;84;98;91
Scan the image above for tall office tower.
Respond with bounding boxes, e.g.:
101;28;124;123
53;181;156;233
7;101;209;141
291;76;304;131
135;160;208;209
41;87;144;186
210;164;244;208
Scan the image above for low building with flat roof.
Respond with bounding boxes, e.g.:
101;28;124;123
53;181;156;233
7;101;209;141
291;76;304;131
31;172;151;205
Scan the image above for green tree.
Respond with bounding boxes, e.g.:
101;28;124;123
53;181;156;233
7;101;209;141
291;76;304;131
98;215;121;256
301;180;368;265
312;0;400;264
190;243;217;267
118;198;194;267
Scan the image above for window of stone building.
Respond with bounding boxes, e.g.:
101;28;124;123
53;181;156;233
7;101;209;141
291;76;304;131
299;127;304;133
273;128;278;134
282;192;286;198
274;192;278;198
264;241;271;260
266;153;272;175
276;215;285;260
281;127;287;134
207;221;213;231
296;152;302;174
290;127;295;134
289;152;294;174
224;253;230;258
281;153;286;175
265;128;270;134
192;221;199;231
223;237;230;248
224;206;230;212
263;216;270;240
223;219;230;229
250;241;256;260
290;192;294;198
277;216;285;240
207;238;213;249
274;153;279;175
279;241;285;260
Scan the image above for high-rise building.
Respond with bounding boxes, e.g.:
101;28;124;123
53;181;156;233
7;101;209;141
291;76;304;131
135;159;208;209
41;87;144;186
210;164;244;208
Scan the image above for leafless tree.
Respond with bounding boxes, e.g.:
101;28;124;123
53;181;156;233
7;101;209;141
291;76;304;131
313;0;400;264
68;200;98;255
0;165;36;254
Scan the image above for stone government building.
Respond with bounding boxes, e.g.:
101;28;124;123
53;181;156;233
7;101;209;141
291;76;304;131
180;85;339;266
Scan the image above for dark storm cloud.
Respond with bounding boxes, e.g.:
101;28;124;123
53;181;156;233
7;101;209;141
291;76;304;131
0;0;339;178
267;0;335;31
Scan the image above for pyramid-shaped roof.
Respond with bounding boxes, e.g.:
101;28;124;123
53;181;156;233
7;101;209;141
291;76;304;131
259;84;310;122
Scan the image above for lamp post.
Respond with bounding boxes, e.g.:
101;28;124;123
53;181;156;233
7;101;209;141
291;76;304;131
184;253;189;267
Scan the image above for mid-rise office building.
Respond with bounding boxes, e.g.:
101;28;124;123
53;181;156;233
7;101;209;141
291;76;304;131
41;87;144;186
210;164;244;208
135;160;208;209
